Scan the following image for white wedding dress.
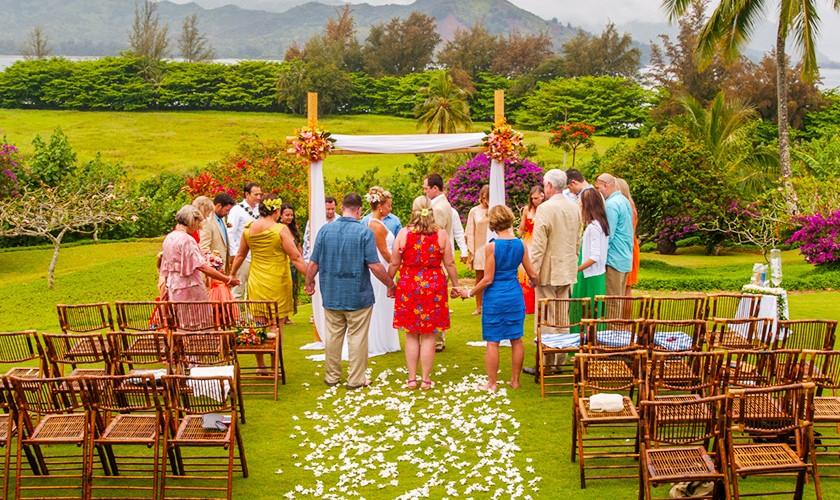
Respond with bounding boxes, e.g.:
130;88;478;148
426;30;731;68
340;218;401;359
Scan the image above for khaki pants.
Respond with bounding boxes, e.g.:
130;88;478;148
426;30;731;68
324;306;373;387
605;266;627;297
231;259;250;300
535;284;571;369
434;330;446;350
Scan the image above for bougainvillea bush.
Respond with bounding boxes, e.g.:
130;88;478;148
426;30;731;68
0;142;23;199
184;136;309;220
788;210;840;266
448;153;544;224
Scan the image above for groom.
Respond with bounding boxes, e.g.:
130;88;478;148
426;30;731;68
305;193;395;389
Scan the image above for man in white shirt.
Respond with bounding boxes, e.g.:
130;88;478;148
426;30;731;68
423;173;454;352
450;206;469;264
302;196;337;262
226;182;262;299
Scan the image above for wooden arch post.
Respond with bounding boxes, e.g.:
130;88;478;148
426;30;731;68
494;89;505;126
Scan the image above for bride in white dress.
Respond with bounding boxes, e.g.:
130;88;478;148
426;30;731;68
341;187;401;359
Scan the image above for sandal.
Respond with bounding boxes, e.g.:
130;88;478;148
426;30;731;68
406;379;418;390
420;379;434;391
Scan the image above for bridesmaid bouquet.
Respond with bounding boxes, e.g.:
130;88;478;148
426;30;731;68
234;327;268;346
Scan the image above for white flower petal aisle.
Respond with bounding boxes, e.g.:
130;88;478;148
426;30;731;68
280;366;542;499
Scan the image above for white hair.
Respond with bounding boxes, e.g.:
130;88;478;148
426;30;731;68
544;169;567;191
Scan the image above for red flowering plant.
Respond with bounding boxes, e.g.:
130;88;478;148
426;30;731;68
288;125;336;163
549;123;595;168
234;327;268;346
482;118;526;163
183;136;309;221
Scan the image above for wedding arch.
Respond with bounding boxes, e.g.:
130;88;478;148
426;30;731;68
289;91;519;341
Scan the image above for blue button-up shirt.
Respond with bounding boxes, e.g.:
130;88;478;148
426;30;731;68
310;216;380;311
604;191;633;273
360;212;402;237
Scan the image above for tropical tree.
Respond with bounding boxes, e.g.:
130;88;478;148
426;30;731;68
20;26;52;60
676;92;778;197
178;13;215;62
662;0;840;210
415;70;473;134
549;123;596;168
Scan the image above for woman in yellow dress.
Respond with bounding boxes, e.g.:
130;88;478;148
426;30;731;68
230;194;308;373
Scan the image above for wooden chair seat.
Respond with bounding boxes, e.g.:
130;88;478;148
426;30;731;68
101;414;159;442
587;359;632;382
813;396;840;422
645;446;718;480
4;367;41;379
29;414;86;442
173;415;232;444
732;443;804;472
579;396;639;422
718;330;754;350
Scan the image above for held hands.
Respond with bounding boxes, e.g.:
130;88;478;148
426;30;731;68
305;283;316;296
528;275;538;289
460;255;468;264
227;275;241;287
449;287;462;299
387;284;396;298
459;288;470;300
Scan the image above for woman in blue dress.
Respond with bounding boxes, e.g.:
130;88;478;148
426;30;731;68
460;205;538;392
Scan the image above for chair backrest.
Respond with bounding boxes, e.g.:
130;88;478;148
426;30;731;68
56;303;115;333
648;296;706;321
642;319;706;352
581;318;644;351
8;376;85;416
162;374;237;415
82;374;163;415
40;333;110;376
169;331;237;373
167;301;225;332
594;295;649;320
536;297;592;332
725;383;815;443
0;330;43;365
705;292;761;320
775;319;837;351
648;350;725;398
573;349;647;398
106;331;170;374
724;349;803;388
707;317;773;350
641;394;726;448
115;301;170;332
223;301;280;330
802;350;840;393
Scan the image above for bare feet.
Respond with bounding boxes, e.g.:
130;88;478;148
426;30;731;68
506;380;520;389
476;382;498;392
471;309;482;316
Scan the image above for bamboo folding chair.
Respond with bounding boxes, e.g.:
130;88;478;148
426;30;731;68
707;317;774;350
161;375;248;500
774;319;838;351
82;374;168;500
705;292;762;320
107;331;170;378
534;297;591;396
40;333;112;382
723;349;803;390
594;295;649;320
639;395;730;500
724;383;822;500
0;331;46;380
115;301;170;332
166;301;225;333
8;376;110;499
56;303;115;334
224;300;285;400
571;349;647;488
169;331;245;424
802;350;840;477
648;295;706;321
647;350;725;401
641;319;706;354
581;318;644;353
0;377;41;500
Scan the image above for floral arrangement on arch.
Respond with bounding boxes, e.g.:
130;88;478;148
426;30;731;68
288;126;336;163
483;118;525;163
234;327;268;346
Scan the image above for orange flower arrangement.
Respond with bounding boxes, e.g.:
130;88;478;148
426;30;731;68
483;118;525;163
288;126;336;162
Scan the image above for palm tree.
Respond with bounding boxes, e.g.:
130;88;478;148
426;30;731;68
415;70;473;134
677;92;779;197
663;0;840;210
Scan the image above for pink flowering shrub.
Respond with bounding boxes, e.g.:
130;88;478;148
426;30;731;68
788;210;840;266
447;153;544;223
0;142;22;198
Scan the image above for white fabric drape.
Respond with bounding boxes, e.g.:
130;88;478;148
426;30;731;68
331;133;485;154
308;160;327;341
487;159;506;241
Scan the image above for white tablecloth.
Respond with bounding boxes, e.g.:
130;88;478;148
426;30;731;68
737;287;789;339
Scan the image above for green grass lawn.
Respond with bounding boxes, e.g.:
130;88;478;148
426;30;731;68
0;109;632;181
0;241;836;498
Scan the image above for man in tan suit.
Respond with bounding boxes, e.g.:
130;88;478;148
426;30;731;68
523;169;582;375
423;173;453;352
199;193;236;273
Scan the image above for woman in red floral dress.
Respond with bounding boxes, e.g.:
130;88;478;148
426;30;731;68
390;196;462;391
517;185;544;314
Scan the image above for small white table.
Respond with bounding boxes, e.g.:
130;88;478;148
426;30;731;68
739;285;789;338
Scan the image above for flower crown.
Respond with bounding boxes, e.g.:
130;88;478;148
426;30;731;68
364;189;391;205
263;198;283;212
